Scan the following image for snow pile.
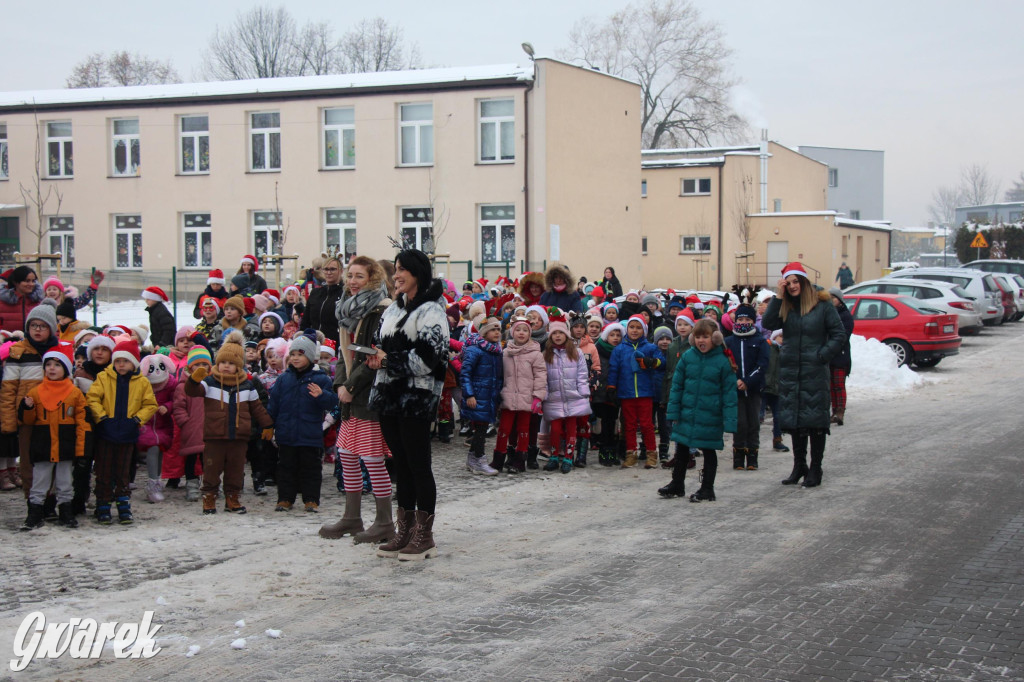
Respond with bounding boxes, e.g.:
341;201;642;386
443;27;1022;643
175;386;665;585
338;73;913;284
235;619;246;628
265;629;282;639
186;645;201;658
846;335;924;398
93;300;200;330
230;638;246;650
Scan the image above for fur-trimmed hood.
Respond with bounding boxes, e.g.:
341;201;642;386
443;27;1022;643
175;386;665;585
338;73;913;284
518;272;545;296
544;263;574;292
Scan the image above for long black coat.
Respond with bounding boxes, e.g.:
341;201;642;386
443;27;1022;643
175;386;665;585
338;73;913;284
761;290;846;431
147;302;177;347
301;283;344;346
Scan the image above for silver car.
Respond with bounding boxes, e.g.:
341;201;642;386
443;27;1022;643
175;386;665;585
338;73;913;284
844;278;984;335
883;267;1004;326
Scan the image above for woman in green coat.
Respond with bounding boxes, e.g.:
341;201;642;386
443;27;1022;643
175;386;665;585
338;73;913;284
761;263;846;488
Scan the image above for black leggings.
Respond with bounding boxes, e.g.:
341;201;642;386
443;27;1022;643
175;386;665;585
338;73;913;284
380;415;436;515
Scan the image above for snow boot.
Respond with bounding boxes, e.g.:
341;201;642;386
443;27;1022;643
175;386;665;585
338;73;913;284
95;503;113;524
202;493;217;514
733;447;746;470
252;471;267;496
398;510;437;561
145;478;164;503
658;455;687;498
43;494;58;521
488;448;507;472
831;409;845;426
353;496;396;544
689;459;717;502
658;442;669;462
458;420;472;437
320;492;364;538
508;451;527;473
574;438;588;468
526;446;539;470
773;436;790;452
438;420;453;444
644;450;658;469
746;448;759;471
224;492;247;513
467;453;498;476
377;507;416;558
20;502;45;531
621;450;638;468
0;468;15;491
57;502;78;528
544;455;561;472
185;478;201;502
116;496;133;524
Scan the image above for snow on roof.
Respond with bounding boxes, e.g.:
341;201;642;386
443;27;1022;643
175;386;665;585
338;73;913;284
642;156;725;168
956;201;1024;210
533;57;640;87
835;217;893;231
748;211;839;217
0;64;533;109
641;145;758;155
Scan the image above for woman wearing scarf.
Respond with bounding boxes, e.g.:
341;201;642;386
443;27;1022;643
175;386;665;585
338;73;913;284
320;256;394;544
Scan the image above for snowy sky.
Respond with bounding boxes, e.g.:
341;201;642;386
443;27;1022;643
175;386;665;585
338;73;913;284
2;0;1021;228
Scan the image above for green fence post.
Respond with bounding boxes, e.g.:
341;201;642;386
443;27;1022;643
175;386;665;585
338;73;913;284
467;260;473;282
505;261;510;278
91;266;98;327
172;267;178;326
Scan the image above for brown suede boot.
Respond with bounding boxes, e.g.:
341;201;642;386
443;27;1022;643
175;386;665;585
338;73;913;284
621;450;638;468
353;496;395;544
398;510;437;561
224;492;246;513
319;492;364;539
376;507;415;558
644;450;658;469
202;493;217;515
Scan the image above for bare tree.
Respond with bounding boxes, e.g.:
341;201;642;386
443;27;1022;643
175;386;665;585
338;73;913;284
1004;172;1024;202
928;185;965;229
106;51;179;85
18;111;63;255
66;53;108;88
200;4;301;80
732;173;756;285
340;17;420;73
959;164;999;207
560;0;746;148
294;20;343;75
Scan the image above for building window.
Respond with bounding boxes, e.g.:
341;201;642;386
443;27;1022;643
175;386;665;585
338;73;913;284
250;112;281;171
252;211;283;260
180;115;209;174
875;239;881;262
399;103;433;166
322;107;355;169
641;179;647;198
1009;211;1023;223
828;168;839;187
46;121;73;178
114;214;143;269
0;124;7;179
111;118;141;177
479;204;515;262
681;178;711;196
773;198;782;212
183;212;212;269
850;210;861;220
324;208;357;261
400;207;433;251
642;236;648;255
48;216;75;268
478;99;514;163
966;211;989;223
680;235;711;254
842;235;849;257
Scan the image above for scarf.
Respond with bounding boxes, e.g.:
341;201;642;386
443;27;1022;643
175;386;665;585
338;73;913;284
37;377;74;412
335;283;388;333
28;336;58;356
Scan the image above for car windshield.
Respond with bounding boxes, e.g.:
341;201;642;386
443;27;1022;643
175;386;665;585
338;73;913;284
895;296;944;315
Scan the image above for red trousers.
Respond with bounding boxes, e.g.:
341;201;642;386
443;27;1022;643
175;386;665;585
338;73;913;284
496;410;532;453
620;397;655;452
549;416;579;457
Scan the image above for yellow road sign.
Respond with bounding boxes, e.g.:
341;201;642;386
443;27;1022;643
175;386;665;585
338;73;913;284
970;232;989;249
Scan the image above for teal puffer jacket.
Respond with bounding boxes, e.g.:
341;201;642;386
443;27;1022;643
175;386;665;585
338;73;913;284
666;334;737;450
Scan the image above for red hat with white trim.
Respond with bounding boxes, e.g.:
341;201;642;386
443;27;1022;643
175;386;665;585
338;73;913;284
111;336;141;369
781;261;808;279
320;338;337;357
262;289;281;306
200;295;221;313
141;286;169;303
627;313;649;335
42;342;75;377
240;254;259;272
207;268;225;286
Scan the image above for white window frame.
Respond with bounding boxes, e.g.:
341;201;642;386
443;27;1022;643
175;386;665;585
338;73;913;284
399;207;434;251
478;98;514;164
110;118;140;177
828;168;839;188
479;204;515;263
324;208;357;261
681;177;711;196
0;123;7;179
251;210;283;260
399;103;433;166
680;235;711;254
47;216;75;269
182;212;213;269
179;114;209;174
46;121;73;178
249;111;281;172
322;107;355;169
113;214;143;270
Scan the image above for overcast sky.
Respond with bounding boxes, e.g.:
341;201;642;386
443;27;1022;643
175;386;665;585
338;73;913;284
2;0;1021;228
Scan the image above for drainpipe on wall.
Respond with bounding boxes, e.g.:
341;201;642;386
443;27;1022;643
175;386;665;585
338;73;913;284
717;163;724;290
759;129;769;213
522;66;535;271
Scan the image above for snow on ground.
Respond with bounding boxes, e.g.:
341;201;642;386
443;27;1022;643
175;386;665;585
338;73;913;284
846;334;926;399
93;300;200;331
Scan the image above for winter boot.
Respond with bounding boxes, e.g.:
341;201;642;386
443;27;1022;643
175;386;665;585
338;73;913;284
95;503;113;524
319;492;364;538
561;443;575;473
0;468;15;491
115;496;133;524
486;423;497;437
802;434;826;488
831;409;845;426
644;450;658;469
202;493;217;515
509;451;527;473
20;502;45;531
354;496;396;544
438;420;453;443
781;436;808;485
224;492;247;513
544;454;561;472
377;507;416;558
458;420;472;437
773;436;790;452
9;467;23;489
574;438;588;468
616;438;627;465
145;478;165;503
165;478;181;489
57;502;78;528
185;479;201;502
689;459;717;502
746;448;759;471
252;471;267;496
733;447;746;470
43;494;58;521
526;446;540;470
398;510;437;561
658;442;670;462
658;455;687;498
488;448;507;472
468;453;499;476
621;450;638;468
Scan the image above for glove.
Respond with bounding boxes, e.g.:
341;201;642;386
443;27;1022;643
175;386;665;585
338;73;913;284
531;398;543;415
190;367;208;382
636;357;661;370
633;350;644;360
262;427;275;441
90;270;105;287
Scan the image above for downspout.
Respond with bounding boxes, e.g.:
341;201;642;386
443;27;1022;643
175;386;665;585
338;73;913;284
759;129;769;213
717;163;724;290
523;70;534;272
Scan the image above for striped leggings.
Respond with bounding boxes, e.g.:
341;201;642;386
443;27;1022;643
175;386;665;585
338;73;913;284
336;417;391;498
830;368;848;414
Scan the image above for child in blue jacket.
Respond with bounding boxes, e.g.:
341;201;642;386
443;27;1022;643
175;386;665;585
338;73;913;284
605;314;665;469
268;335;338;513
460;318;504;476
724;303;770;471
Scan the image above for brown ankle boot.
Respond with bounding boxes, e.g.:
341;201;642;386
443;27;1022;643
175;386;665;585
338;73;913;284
644;450;658;469
398;510;437;561
224;492;246;513
376;508;415;558
353;496;396;544
621;450;638;468
319;492;363;539
202;493;217;515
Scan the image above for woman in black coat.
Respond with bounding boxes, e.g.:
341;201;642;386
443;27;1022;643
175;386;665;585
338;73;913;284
761;263;846;488
301;256;344;346
599;267;623;302
827;288;854;426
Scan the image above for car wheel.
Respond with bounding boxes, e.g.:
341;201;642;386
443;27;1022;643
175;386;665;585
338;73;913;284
914;357;942;368
884;339;913;367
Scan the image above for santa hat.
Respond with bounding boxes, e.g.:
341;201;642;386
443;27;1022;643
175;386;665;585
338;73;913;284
73;328;98;347
677;308;696;324
494;275;513;288
42;277;65;293
42;342;75;377
240;254;259;272
141;286;169;303
474;278;488;290
600;321;625;341
111;336;141;369
526;304;549;327
207;268;225;286
105;324;133;338
626;314;648;335
283;285;300;299
756;288;775;304
200;295;221;313
320;339;337;357
243;297;256;316
781;261;808;280
547;308;569;338
262;289;281;306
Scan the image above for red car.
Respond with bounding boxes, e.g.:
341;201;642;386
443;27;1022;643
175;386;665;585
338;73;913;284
843;294;962;368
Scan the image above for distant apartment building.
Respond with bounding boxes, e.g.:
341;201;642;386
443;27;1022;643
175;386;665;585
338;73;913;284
954;202;1024;226
797;146;884;221
0;59;643;286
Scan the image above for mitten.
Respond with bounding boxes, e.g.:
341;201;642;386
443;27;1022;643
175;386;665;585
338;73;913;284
90;270;105;287
531;397;543;415
190;367;208;382
262;427;275;441
633;350;644;360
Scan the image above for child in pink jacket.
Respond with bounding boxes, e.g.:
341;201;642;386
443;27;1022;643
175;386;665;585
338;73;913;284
171;346;211;501
542;313;592;474
491;316;546;473
137;354;178;503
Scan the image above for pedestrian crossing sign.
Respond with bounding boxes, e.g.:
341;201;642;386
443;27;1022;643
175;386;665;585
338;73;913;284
970;232;989;249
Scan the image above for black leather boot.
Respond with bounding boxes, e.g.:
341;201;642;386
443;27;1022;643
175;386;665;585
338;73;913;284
658;455;687;498
782;434;808;485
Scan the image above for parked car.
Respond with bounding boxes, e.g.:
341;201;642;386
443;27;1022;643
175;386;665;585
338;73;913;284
990;272;1024;322
884;267;1004;326
843;293;962;368
962;259;1024;277
842;278;983;335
